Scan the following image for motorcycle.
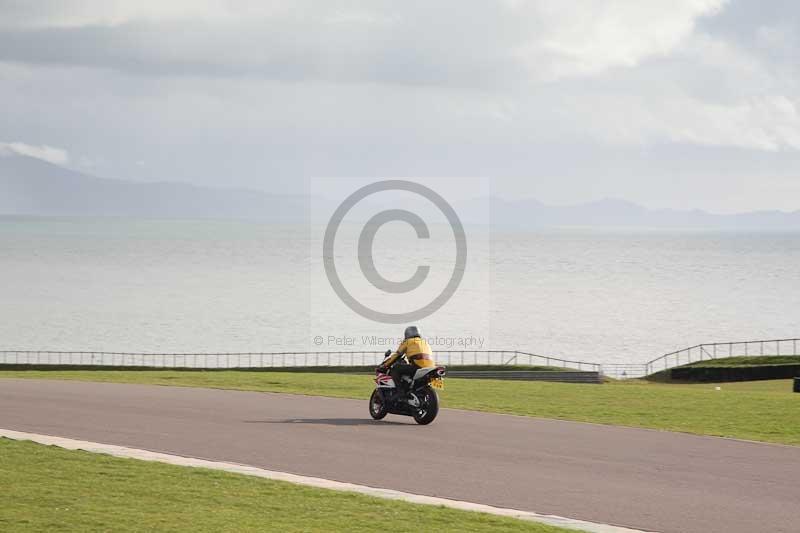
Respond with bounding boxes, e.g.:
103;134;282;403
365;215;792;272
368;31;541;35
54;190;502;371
369;349;447;425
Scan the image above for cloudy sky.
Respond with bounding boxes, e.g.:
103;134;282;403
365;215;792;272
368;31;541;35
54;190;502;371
1;0;799;213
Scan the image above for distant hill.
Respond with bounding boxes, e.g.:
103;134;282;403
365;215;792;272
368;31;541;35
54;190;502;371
0;155;308;222
2;154;799;229
481;197;800;230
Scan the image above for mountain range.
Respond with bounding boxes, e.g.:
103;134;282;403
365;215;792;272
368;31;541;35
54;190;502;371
0;155;308;222
2;154;799;229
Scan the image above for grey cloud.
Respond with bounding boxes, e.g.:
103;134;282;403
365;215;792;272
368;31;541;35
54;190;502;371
0;1;722;87
0;6;528;87
697;0;800;77
1;1;799;213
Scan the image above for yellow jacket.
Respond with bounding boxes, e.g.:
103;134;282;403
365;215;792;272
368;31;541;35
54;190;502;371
382;337;435;369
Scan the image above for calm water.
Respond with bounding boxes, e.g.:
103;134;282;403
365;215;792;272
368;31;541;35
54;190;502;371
1;217;799;365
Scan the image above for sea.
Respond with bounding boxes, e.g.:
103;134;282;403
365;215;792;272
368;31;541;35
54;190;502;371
1;216;798;367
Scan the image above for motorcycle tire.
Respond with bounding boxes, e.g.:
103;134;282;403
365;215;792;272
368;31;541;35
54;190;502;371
412;386;439;425
369;389;388;420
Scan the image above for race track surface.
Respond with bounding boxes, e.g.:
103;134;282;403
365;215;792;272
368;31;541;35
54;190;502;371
1;378;798;533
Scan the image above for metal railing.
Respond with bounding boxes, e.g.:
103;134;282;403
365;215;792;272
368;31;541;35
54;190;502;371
0;349;601;372
3;338;796;379
597;364;648;380
644;337;800;376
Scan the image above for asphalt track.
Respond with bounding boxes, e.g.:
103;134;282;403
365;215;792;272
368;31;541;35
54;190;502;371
1;379;798;533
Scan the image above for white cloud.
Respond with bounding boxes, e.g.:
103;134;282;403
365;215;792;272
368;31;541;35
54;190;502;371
512;0;727;80
619;33;800;151
0;141;70;165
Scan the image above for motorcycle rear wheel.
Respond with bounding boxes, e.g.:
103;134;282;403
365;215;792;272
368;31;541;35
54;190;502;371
412;386;439;425
369;389;388;420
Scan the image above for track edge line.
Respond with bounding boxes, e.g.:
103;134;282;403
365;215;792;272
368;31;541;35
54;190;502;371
0;428;655;533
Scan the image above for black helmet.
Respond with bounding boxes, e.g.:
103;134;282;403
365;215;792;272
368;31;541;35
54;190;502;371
404;325;420;339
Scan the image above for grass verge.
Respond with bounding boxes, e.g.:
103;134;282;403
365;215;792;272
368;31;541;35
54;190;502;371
680;355;800;367
648;355;800;383
0;438;568;533
1;369;798;445
0;364;575;373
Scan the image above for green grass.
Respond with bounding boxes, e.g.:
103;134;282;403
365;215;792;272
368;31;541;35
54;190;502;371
0;439;567;533
0;364;574;374
681;379;794;393
680;355;800;367
2;369;799;445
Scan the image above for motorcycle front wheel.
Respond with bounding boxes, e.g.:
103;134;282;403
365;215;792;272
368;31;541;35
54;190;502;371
369;389;388;420
412;386;439;425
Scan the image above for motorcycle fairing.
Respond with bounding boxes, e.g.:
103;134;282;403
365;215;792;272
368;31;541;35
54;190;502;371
375;374;396;388
412;367;438;382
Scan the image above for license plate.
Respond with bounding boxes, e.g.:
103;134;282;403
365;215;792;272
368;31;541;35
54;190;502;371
430;378;444;390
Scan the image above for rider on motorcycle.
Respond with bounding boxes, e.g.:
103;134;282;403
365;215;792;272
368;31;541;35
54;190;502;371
378;326;434;395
